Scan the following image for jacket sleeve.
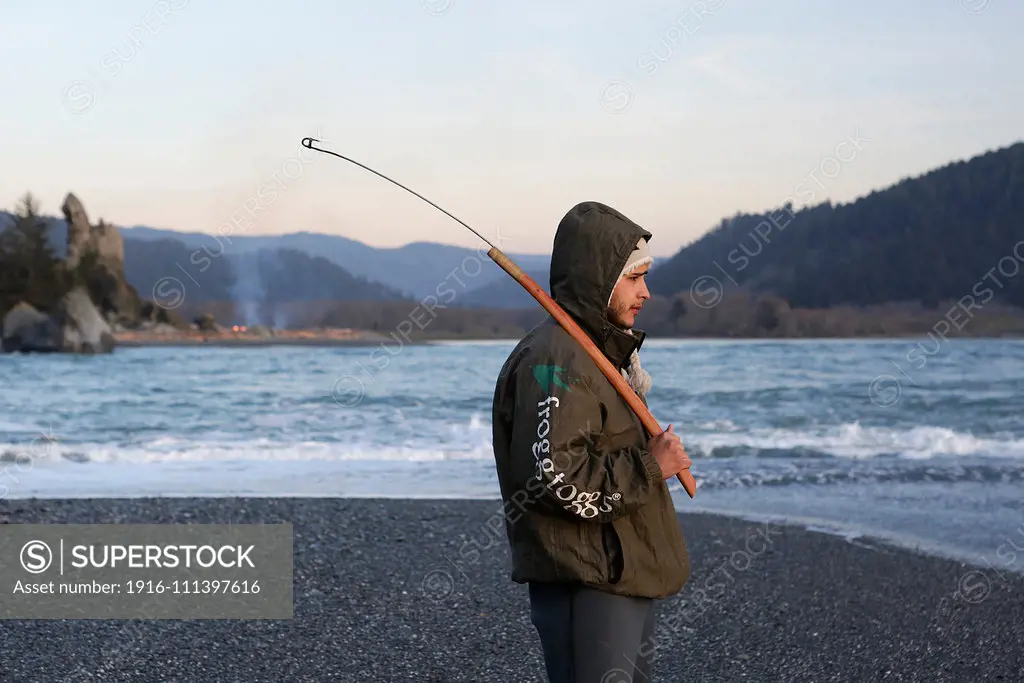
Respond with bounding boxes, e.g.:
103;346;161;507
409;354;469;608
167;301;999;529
508;347;664;523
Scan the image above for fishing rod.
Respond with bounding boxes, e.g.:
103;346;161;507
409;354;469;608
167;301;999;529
300;137;697;498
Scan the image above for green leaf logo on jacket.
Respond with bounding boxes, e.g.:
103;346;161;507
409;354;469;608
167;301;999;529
532;364;580;393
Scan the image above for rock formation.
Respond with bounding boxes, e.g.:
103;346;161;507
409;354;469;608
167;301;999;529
1;192;156;353
1;302;61;352
0;288;113;353
61;193;141;324
57;287;116;353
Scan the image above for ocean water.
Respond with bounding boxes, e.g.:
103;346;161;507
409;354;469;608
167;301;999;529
1;338;1022;572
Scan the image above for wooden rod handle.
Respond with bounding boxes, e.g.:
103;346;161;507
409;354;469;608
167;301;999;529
488;247;696;498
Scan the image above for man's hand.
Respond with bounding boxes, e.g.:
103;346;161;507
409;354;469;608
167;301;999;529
648;424;692;480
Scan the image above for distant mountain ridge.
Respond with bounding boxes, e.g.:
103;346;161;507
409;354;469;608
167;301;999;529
647;141;1024;309
457;268;552;309
0;214;556;310
6;139;1022;337
121;237;409;326
120;225;552;302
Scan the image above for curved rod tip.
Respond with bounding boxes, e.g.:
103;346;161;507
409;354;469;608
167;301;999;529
301;137;319;149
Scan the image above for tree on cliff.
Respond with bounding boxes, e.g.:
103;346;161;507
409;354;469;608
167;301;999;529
0;193;66;315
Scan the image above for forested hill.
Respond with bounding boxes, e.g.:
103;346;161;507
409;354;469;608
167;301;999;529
647;142;1024;309
122;238;409;307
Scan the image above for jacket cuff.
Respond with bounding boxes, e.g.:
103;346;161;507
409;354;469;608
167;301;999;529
639;446;662;484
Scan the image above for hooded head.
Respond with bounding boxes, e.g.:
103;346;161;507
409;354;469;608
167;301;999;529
605;235;653;326
549;201;653;370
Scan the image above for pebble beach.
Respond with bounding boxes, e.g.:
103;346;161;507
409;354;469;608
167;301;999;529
1;497;1021;682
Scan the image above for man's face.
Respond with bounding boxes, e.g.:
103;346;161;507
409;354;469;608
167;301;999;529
606;266;651;329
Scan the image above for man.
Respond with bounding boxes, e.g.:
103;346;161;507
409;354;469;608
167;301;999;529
491;201;692;682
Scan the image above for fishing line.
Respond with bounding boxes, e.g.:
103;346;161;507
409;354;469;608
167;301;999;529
301;137;496;250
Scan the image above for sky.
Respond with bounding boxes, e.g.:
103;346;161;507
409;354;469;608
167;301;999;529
1;0;1022;258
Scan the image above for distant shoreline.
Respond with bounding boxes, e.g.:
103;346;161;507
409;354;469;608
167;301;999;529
112;331;1024;348
114;337;432;348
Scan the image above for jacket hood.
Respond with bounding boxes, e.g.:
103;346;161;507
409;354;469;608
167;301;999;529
549;201;652;369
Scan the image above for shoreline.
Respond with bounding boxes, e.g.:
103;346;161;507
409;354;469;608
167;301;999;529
114;337;432;348
1;497;1020;681
673;501;1024;577
3;490;1017;578
110;333;1024;348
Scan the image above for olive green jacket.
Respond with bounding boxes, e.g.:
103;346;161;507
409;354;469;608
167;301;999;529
490;201;690;599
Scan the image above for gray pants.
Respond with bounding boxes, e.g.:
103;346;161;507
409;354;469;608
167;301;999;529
528;582;658;683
